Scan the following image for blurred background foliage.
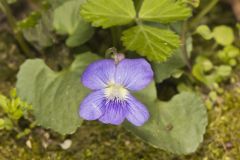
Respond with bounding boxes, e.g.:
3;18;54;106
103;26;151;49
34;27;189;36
0;0;239;159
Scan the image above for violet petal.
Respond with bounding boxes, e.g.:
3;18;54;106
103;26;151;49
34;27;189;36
81;59;115;90
79;90;104;120
99;100;128;125
126;94;149;126
115;59;153;91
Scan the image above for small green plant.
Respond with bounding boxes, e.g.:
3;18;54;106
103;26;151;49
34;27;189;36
193;25;239;87
0;89;33;138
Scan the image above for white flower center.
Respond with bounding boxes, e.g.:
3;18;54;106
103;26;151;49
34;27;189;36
104;83;128;100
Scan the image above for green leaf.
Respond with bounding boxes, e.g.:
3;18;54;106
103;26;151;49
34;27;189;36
65;22;94;47
225;45;240;58
216;65;232;77
217;45;240;63
16;52;100;135
196;25;213;40
81;0;136;28
122;25;180;61
139;0;191;23
125;84;208;154
23;11;54;48
53;0;85;35
0;94;8;111
179;0;200;7
53;0;94;47
213;25;234;46
153;49;185;83
3;118;13;130
192;57;215;86
192;57;232;86
17;12;42;29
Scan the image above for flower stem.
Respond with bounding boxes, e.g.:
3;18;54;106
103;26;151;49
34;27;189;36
0;0;34;58
110;27;121;48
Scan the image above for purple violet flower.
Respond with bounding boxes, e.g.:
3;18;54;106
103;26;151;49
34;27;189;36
79;58;153;126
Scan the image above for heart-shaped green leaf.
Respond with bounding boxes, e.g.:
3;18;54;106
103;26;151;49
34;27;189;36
22;11;54;48
16;52;99;135
66;23;94;47
126;84;208;155
53;0;94;47
53;0;85;35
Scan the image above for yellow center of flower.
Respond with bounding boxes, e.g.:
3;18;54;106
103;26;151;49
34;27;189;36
104;83;128;100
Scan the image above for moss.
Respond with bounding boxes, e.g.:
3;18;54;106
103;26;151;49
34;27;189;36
0;86;240;160
0;84;240;160
0;78;240;160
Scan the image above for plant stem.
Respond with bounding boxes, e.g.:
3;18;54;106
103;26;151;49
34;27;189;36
181;22;192;71
135;0;143;13
111;27;121;48
191;0;219;27
0;0;34;58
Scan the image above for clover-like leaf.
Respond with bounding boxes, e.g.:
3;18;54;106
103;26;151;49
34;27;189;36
180;0;200;8
125;84;208;155
81;0;136;28
139;0;191;23
53;0;94;47
122;25;180;61
16;53;100;135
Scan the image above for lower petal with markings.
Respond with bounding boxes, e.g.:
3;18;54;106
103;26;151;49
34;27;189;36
79;90;104;120
126;94;149;126
99;100;128;125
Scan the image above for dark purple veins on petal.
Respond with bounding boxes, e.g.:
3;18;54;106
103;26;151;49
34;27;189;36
99;99;128;125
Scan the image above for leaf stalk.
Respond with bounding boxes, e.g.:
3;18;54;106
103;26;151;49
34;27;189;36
0;0;34;58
